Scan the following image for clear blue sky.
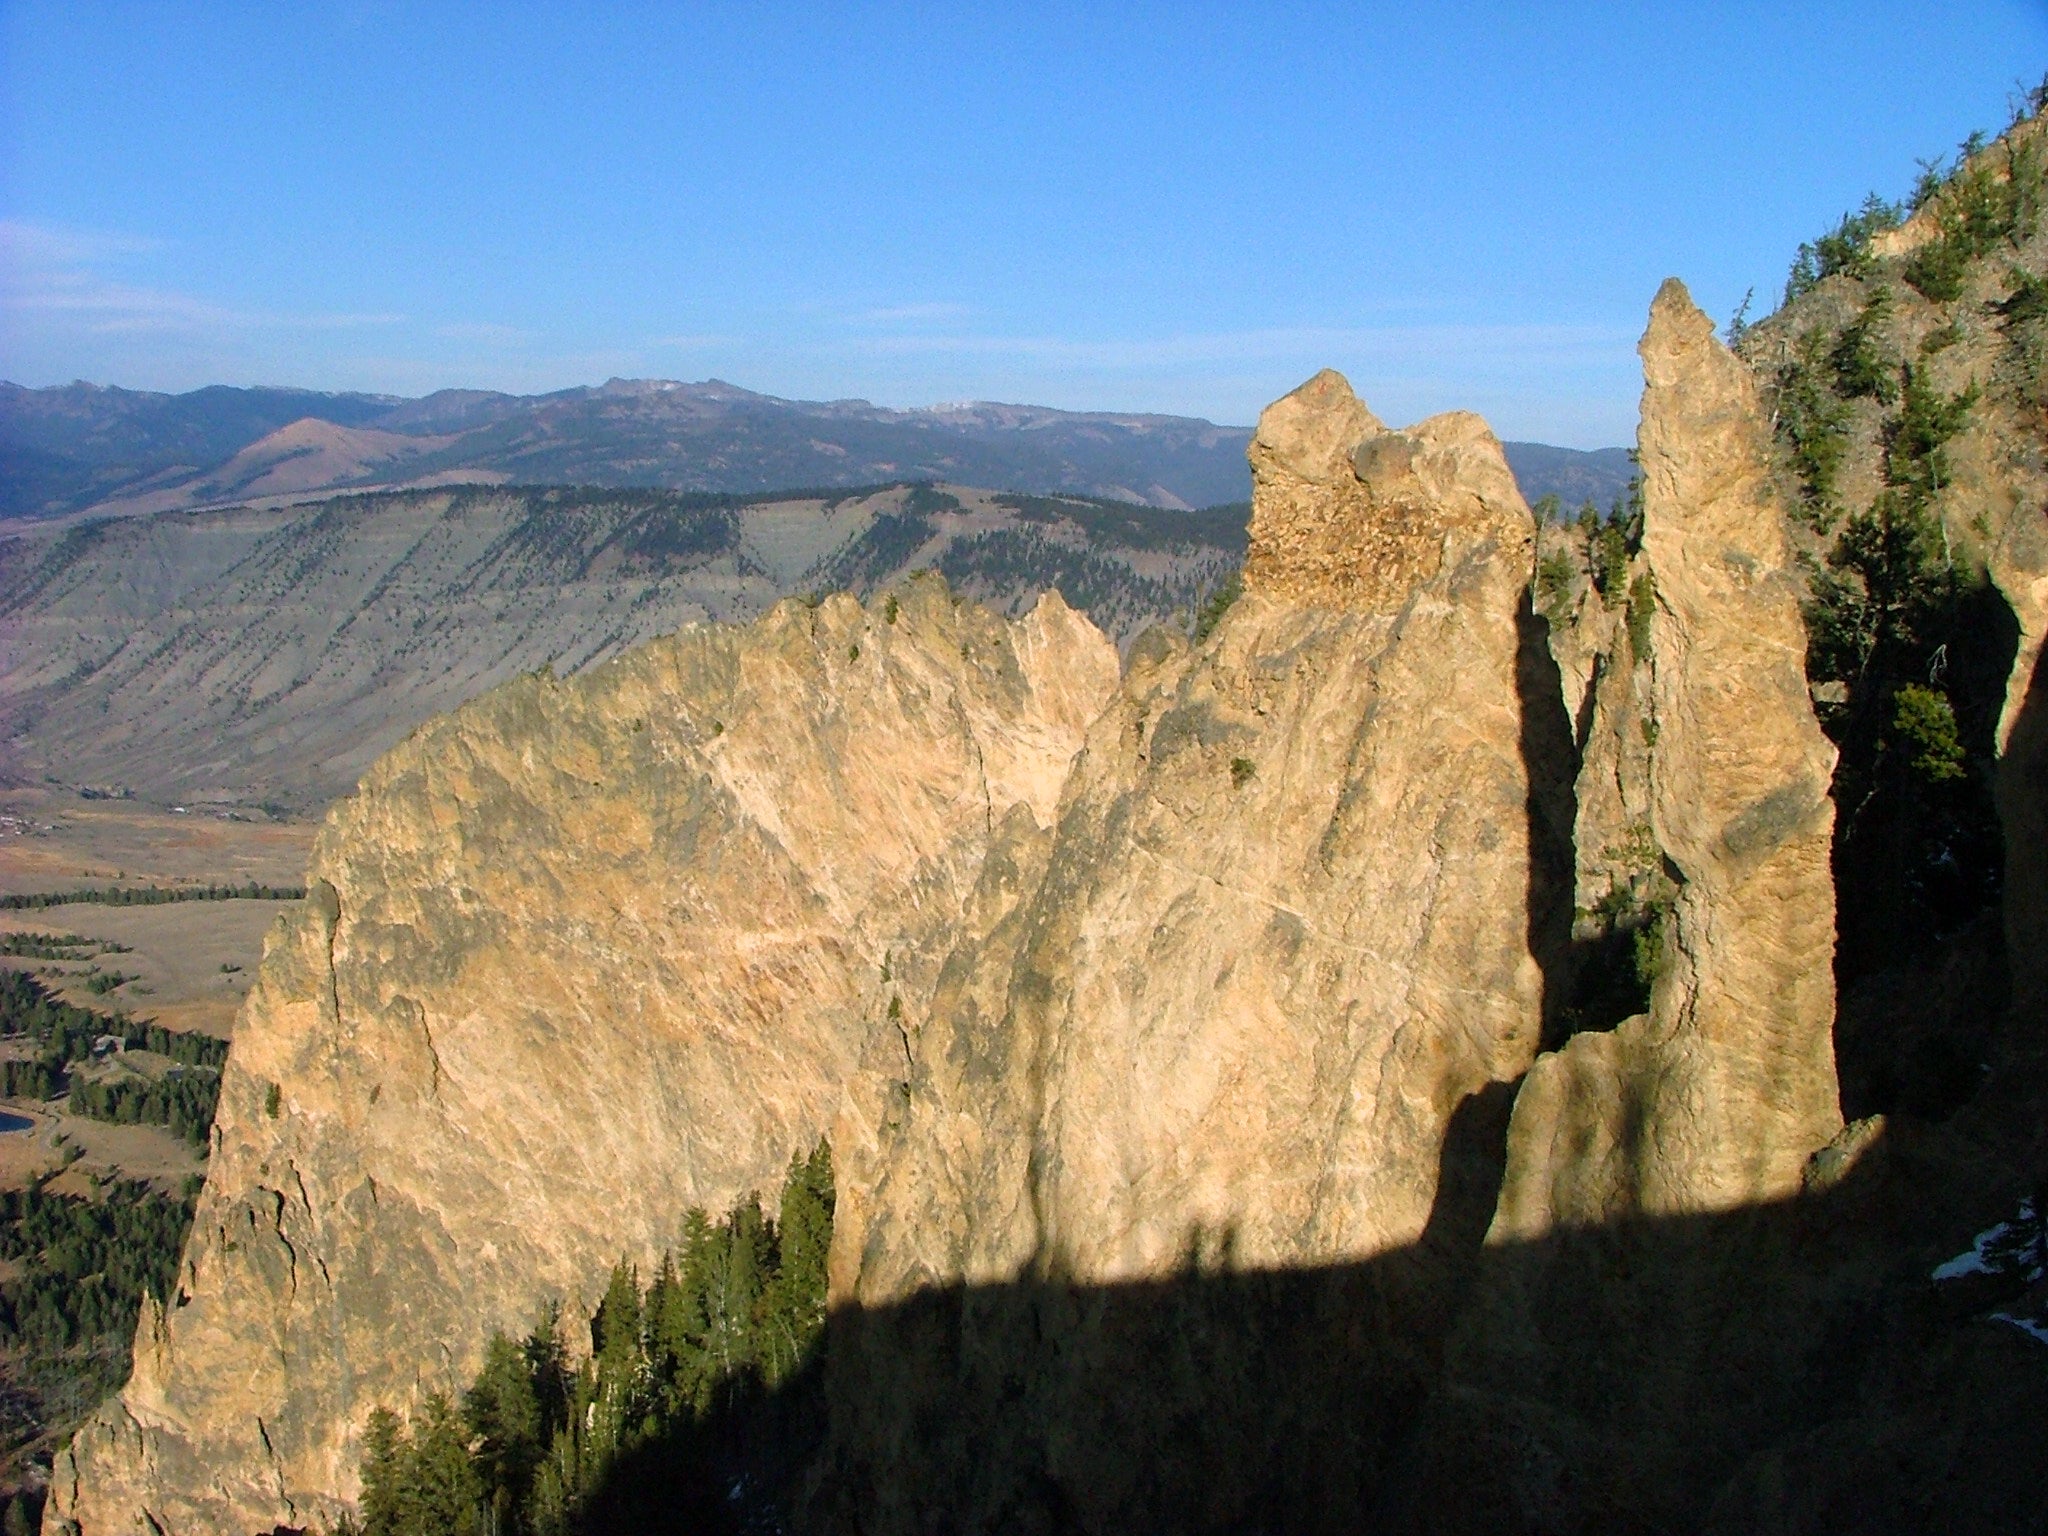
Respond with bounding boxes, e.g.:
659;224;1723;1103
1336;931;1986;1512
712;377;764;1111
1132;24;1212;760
3;3;2044;445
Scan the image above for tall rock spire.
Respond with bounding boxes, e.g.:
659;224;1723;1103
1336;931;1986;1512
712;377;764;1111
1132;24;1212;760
1492;276;1842;1232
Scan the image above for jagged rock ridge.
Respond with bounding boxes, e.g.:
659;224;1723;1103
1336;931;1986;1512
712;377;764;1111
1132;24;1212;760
52;262;2048;1533
840;370;1543;1294
1494;280;1842;1233
52;583;1118;1534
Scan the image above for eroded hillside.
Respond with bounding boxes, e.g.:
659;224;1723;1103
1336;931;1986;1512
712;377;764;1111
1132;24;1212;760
0;483;1241;810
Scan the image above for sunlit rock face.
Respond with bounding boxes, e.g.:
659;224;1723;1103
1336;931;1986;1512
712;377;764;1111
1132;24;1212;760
1403;282;1853;1534
52;582;1118;1536
824;372;1548;1530
1491;279;1842;1237
64;271;2044;1536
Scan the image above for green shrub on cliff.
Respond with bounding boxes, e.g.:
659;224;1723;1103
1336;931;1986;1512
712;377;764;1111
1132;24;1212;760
1904;131;2043;302
1795;361;2008;1005
1784;194;1903;304
1830;287;1899;403
1534;545;1578;625
1776;327;1855;521
1891;683;1967;783
1882;366;1977;503
1192;570;1242;643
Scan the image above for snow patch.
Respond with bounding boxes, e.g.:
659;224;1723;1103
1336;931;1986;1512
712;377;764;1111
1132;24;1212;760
1992;1311;2048;1348
1935;1197;2048;1352
1933;1198;2044;1284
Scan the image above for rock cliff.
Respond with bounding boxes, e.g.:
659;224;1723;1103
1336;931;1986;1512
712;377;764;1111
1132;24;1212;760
50;583;1117;1535
1491;280;1842;1234
1737;113;2048;1053
50;240;2048;1530
845;374;1543;1291
821;376;1548;1529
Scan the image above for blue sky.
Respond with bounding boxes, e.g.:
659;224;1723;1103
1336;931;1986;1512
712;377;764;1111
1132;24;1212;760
2;3;2044;445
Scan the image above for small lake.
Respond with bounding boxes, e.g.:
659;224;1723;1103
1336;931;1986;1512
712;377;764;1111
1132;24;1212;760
0;1112;35;1134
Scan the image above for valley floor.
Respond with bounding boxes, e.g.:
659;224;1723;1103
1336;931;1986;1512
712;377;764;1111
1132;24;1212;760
0;793;305;1513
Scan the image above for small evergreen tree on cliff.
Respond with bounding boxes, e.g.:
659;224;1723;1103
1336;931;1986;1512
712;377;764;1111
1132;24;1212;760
359;1395;486;1536
356;1145;835;1534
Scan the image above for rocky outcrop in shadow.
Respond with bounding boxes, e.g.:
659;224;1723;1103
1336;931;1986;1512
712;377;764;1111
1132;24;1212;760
530;1083;2046;1536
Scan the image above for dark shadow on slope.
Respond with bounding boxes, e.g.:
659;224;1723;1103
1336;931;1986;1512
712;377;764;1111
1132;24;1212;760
1515;589;1582;1045
1831;581;2018;1123
555;1078;2046;1536
1992;628;2048;1054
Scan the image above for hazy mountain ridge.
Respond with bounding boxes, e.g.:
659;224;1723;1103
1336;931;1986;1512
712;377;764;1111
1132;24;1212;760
0;376;1635;521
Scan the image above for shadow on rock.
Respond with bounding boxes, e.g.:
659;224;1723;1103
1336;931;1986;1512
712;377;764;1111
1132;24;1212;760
555;1075;2045;1536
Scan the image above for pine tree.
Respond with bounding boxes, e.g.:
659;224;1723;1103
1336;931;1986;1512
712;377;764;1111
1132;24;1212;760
360;1407;406;1536
668;1207;726;1415
465;1332;545;1526
712;1199;768;1381
762;1142;833;1383
583;1260;644;1482
522;1303;572;1443
406;1393;487;1536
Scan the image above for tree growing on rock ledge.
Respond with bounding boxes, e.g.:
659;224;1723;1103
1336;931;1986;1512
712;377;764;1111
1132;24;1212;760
349;1144;833;1536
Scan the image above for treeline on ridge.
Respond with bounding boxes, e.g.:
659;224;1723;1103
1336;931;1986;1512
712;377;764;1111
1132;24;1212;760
1747;89;2044;1117
0;882;305;911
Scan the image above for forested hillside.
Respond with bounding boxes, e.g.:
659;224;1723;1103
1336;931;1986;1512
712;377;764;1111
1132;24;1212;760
1738;97;2047;1124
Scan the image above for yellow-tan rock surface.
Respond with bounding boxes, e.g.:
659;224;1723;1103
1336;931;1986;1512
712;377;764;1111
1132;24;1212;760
1490;280;1842;1235
58;260;2046;1534
51;582;1117;1536
824;376;1547;1529
847;374;1542;1293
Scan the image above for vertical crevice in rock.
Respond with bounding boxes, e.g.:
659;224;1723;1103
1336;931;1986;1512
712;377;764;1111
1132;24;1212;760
1997;634;2048;1058
1415;282;1851;1534
1489;278;1842;1235
1515;587;1584;1047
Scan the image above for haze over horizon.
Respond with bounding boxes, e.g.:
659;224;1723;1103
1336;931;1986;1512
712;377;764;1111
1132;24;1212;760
3;2;2045;447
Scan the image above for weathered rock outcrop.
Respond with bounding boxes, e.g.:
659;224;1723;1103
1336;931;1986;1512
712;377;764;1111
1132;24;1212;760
1403;281;1849;1530
1490;281;1843;1233
1739;114;2048;1050
51;583;1118;1536
821;375;1546;1528
53;250;2048;1535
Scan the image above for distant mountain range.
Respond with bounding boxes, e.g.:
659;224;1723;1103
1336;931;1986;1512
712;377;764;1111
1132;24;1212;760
0;378;1635;521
